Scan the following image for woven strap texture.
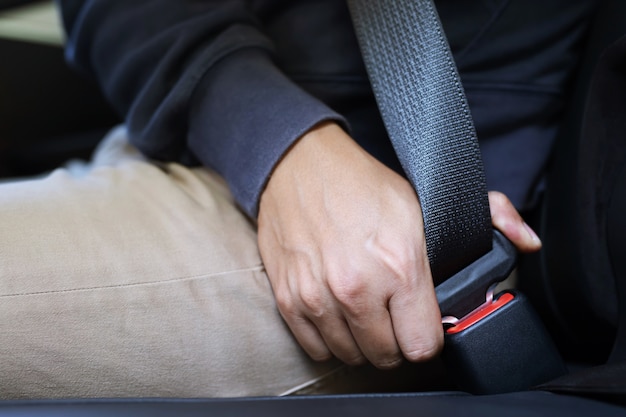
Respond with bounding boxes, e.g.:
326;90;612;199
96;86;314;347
347;0;493;283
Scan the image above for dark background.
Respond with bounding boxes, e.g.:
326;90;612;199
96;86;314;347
0;0;119;178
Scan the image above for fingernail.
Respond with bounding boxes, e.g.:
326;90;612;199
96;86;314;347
523;222;541;245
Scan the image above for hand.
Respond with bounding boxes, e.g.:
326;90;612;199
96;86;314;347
258;122;540;369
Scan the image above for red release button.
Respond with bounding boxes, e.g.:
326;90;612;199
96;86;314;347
445;292;515;335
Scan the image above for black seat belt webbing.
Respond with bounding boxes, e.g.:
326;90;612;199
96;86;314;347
346;0;492;284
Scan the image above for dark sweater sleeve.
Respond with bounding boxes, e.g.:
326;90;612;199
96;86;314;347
57;0;347;217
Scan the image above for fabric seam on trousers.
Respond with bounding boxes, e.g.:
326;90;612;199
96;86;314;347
278;364;349;396
0;265;265;298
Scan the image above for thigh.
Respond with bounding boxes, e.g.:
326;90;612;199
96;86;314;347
0;127;342;399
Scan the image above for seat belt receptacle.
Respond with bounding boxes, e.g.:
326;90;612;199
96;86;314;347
437;232;567;394
443;291;567;394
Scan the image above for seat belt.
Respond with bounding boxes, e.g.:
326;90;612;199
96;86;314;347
346;0;491;284
346;0;566;393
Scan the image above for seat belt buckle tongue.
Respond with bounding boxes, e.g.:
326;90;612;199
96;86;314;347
442;290;567;394
436;230;518;320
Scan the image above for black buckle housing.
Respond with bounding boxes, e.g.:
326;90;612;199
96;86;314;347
435;231;567;394
443;291;567;394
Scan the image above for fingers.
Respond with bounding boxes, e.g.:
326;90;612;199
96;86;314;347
489;191;542;253
316;317;366;365
298;282;367;365
281;312;333;362
345;311;402;369
328;243;442;369
284;272;441;369
275;262;403;368
266;235;441;369
328;271;403;369
388;272;443;364
271;262;368;365
281;308;366;365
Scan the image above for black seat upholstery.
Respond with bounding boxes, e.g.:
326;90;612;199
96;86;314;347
0;391;624;417
520;0;626;364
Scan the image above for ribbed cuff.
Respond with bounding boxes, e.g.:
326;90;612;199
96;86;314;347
188;49;348;217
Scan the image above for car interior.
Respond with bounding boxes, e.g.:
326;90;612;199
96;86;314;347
0;0;625;415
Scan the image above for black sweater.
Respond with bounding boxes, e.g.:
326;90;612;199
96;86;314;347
57;0;597;216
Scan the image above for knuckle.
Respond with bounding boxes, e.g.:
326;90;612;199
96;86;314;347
373;355;404;370
370;237;419;287
386;253;415;283
346;355;367;366
299;289;326;318
328;273;367;311
404;337;444;363
274;287;297;317
489;191;510;210
309;351;333;362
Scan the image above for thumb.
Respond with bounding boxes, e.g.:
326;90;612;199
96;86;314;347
488;191;542;253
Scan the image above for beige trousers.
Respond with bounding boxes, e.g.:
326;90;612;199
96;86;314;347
0;127;443;399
